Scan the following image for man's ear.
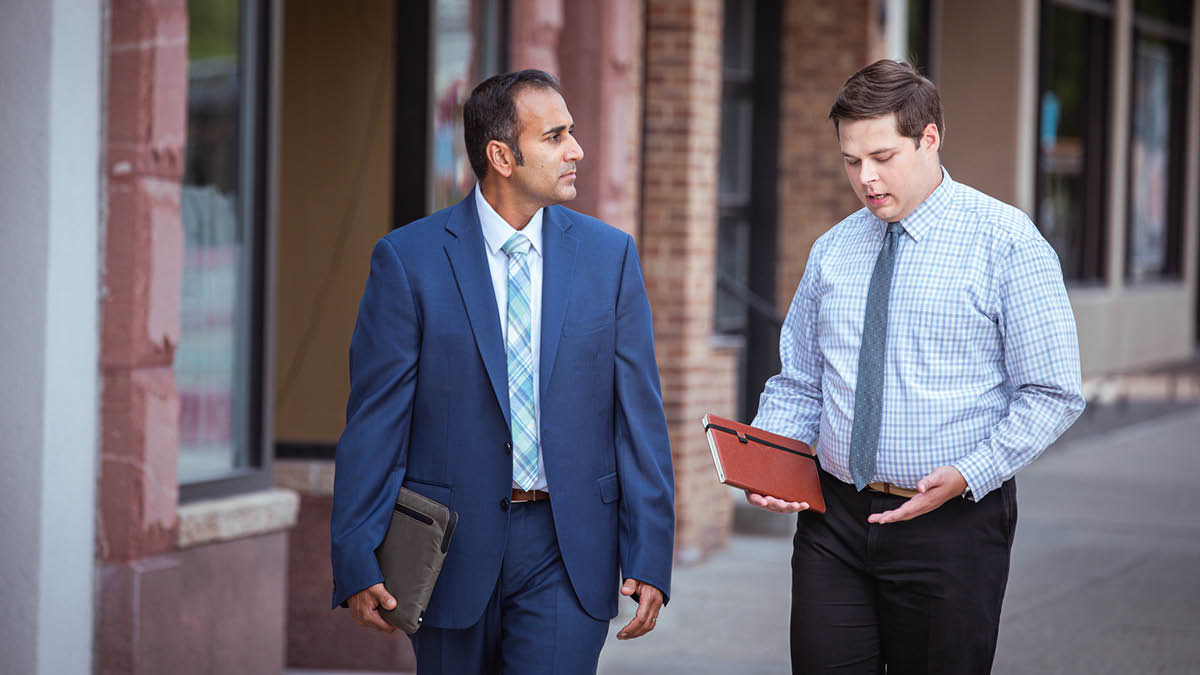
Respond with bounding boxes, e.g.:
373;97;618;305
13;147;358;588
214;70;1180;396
486;140;516;179
921;122;941;154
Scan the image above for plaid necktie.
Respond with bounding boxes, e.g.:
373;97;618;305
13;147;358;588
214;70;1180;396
502;233;538;490
849;222;903;490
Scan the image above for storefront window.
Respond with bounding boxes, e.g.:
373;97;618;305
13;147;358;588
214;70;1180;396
429;0;504;211
716;0;755;336
177;0;267;491
1035;0;1111;283
1126;0;1191;282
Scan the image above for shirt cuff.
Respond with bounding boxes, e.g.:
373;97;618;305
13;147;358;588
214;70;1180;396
952;444;1003;501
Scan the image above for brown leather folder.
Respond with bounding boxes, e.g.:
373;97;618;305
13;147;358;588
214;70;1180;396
702;413;826;513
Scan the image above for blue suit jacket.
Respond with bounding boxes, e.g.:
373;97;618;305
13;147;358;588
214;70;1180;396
330;195;675;627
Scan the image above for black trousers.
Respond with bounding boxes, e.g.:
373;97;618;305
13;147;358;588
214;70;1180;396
790;469;1017;674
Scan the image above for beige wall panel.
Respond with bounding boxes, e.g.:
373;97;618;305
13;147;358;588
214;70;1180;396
1072;288;1196;377
275;0;395;443
936;0;1022;206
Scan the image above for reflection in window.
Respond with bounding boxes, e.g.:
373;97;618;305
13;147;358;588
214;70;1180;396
177;0;257;482
716;0;755;336
1127;0;1191;282
1035;1;1110;283
430;0;504;211
907;0;933;81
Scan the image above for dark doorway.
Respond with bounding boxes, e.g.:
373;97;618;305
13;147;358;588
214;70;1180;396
714;0;783;422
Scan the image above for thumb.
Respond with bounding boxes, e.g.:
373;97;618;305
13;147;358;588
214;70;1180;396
620;579;637;596
921;468;954;493
374;587;397;610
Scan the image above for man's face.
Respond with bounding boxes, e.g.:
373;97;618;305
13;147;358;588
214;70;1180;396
509;87;584;207
838;113;940;223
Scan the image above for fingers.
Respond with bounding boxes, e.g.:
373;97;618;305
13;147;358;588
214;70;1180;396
745;491;809;513
869;466;970;524
867;498;923;524
349;583;398;633
617;580;663;640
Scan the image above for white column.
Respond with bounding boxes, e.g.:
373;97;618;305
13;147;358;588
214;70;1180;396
37;0;101;672
1014;0;1039;215
885;0;910;61
0;1;101;673
1182;0;1200;316
1106;0;1133;291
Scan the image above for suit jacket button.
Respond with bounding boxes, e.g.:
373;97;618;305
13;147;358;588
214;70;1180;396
499;498;509;511
504;442;512;455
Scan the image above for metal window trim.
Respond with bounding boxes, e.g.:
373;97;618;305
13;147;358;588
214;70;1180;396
1051;0;1114;19
179;0;273;496
1124;30;1190;282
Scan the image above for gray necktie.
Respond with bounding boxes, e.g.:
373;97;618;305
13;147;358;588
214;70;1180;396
849;222;903;490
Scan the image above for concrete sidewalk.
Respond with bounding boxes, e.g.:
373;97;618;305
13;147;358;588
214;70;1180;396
599;406;1200;674
291;405;1200;674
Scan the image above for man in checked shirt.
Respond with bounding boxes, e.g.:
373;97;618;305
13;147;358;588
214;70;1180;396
746;60;1085;674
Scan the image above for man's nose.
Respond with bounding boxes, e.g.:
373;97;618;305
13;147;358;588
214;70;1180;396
566;134;584;162
859;161;878;186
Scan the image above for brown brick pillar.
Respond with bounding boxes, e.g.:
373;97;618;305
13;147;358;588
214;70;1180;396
99;0;187;567
509;0;563;74
557;0;644;237
775;0;871;311
97;3;187;673
642;0;737;564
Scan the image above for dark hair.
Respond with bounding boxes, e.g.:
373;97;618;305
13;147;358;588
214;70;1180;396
463;69;564;180
828;60;944;148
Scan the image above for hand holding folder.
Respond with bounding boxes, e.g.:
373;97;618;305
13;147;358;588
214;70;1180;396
702;413;826;513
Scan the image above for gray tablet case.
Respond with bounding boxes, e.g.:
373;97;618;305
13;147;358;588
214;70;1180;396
375;486;458;633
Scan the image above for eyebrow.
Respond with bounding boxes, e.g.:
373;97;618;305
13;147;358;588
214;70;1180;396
542;124;572;138
842;147;898;159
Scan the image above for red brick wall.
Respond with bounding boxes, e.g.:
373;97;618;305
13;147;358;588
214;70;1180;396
642;0;737;563
776;0;872;312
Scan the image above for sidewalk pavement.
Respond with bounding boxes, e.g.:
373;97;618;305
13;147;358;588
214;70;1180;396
290;402;1200;675
599;404;1200;674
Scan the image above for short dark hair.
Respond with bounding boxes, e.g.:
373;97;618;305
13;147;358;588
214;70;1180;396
828;60;944;148
463;69;564;180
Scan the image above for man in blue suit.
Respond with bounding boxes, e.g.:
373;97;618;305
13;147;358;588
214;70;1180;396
330;70;675;673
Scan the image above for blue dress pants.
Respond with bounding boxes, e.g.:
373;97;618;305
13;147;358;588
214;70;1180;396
409;500;609;674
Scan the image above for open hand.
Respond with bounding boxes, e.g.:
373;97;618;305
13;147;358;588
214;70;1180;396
616;578;663;640
348;582;398;633
744;490;810;514
867;466;967;524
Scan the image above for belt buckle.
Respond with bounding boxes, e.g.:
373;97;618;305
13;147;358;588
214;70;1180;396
511;488;546;503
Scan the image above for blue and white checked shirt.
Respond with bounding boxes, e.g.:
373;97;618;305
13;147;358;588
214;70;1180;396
753;170;1084;499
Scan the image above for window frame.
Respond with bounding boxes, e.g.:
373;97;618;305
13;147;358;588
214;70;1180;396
1033;0;1113;284
179;0;273;503
1123;2;1192;283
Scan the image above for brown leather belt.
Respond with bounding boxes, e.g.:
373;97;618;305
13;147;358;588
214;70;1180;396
511;488;550;503
867;481;918;499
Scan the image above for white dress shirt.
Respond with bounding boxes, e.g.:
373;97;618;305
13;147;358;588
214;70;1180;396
474;184;548;491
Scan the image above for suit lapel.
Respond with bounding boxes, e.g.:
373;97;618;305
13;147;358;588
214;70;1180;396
539;206;577;401
443;195;510;427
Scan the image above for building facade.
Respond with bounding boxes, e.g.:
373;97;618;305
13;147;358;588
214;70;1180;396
1;0;1196;671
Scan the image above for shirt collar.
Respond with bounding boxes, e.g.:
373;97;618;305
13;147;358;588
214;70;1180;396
879;167;954;243
474;184;543;257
